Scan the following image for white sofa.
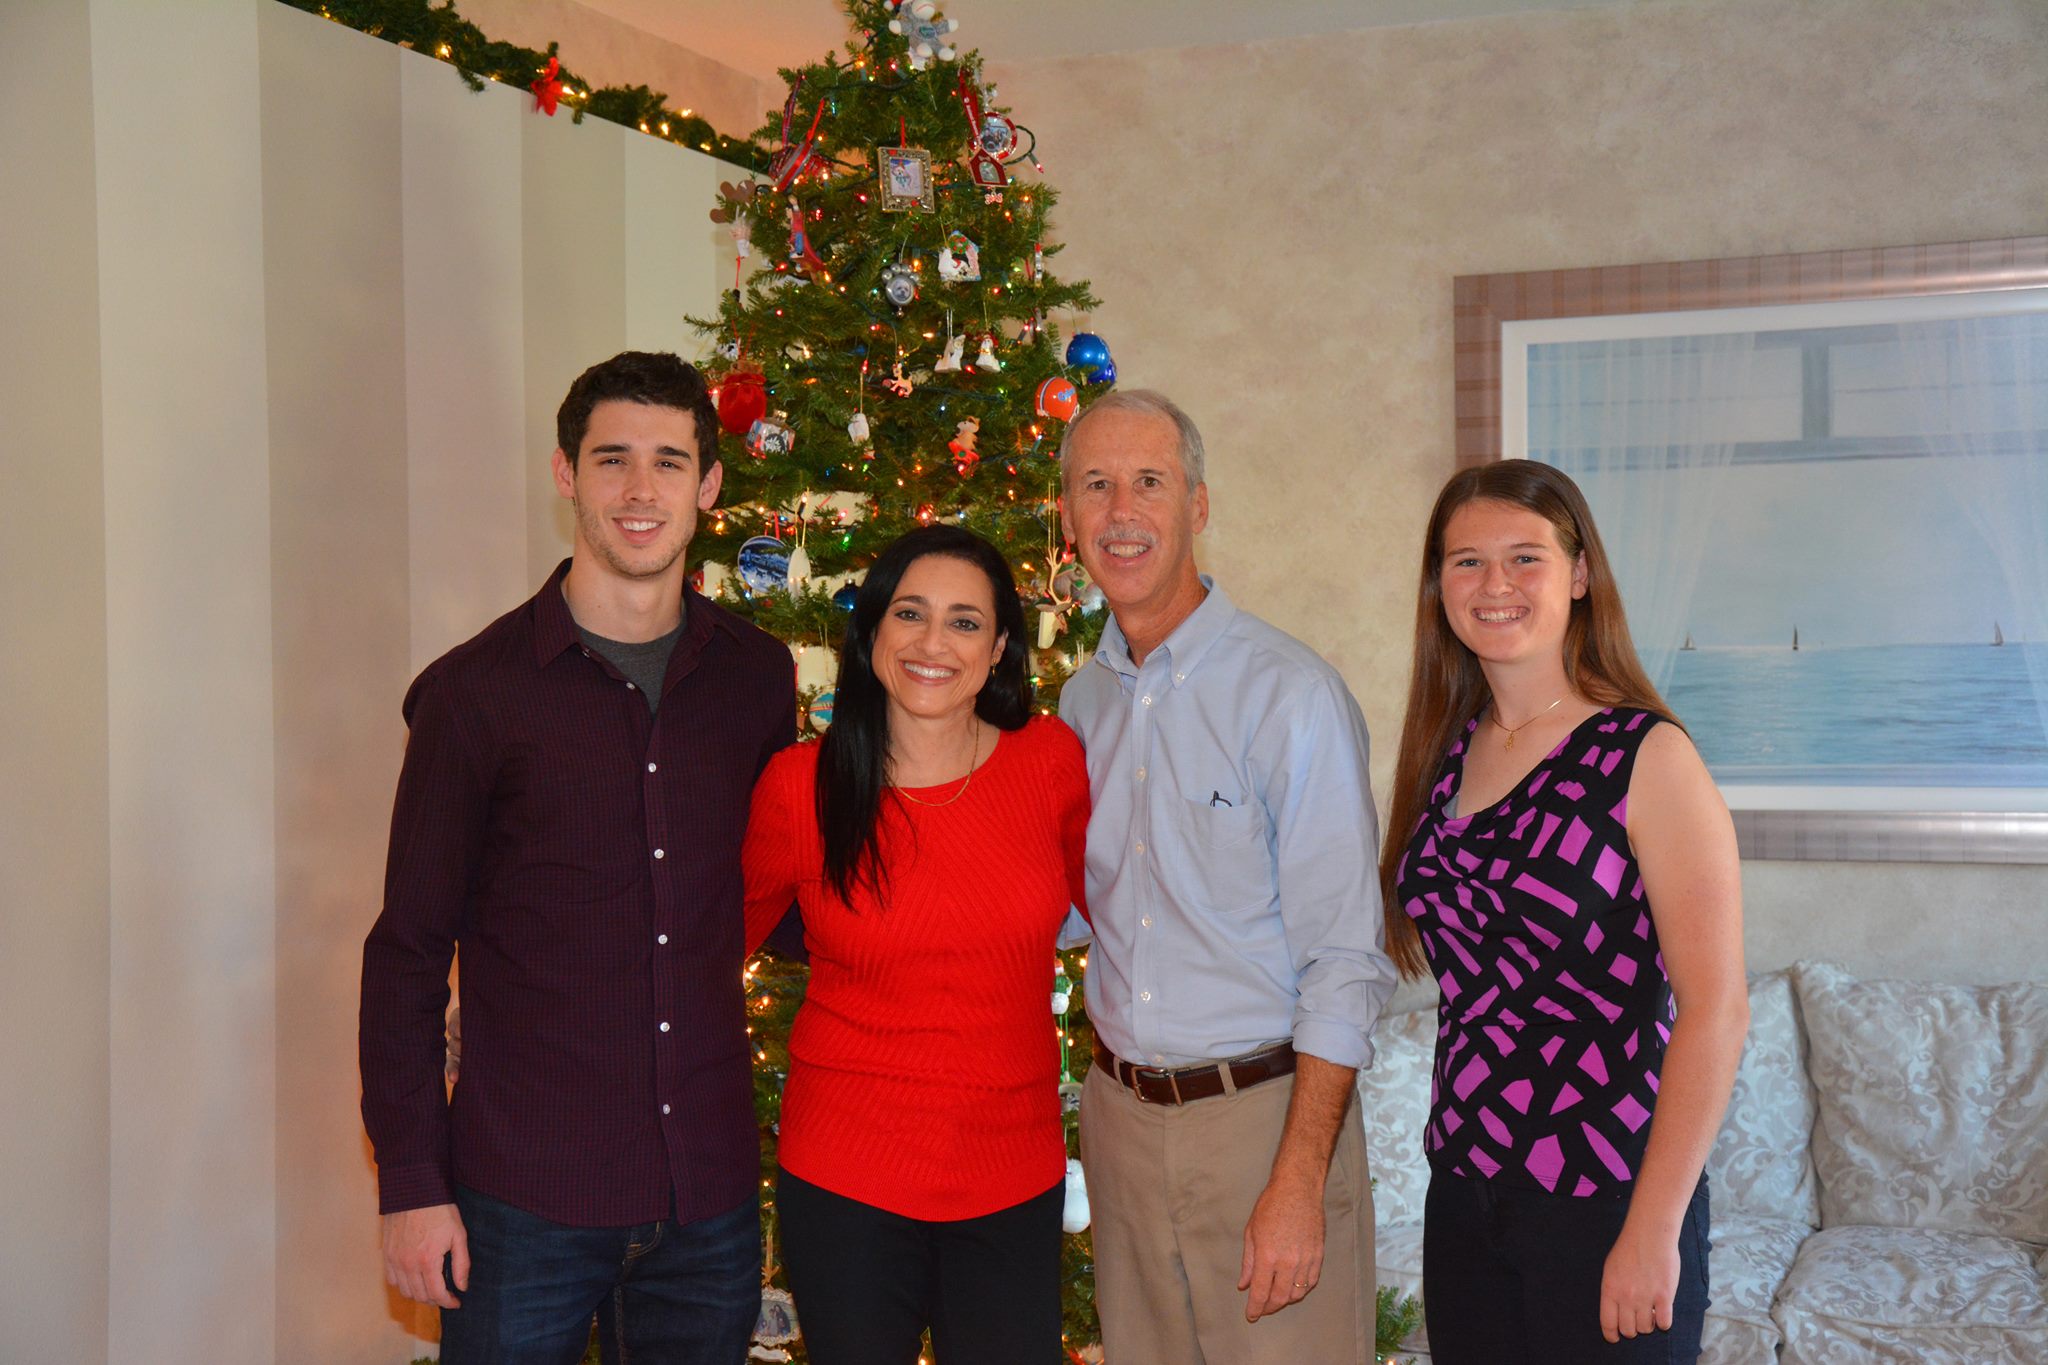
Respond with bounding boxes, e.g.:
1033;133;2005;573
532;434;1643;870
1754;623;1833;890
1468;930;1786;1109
1362;961;2048;1363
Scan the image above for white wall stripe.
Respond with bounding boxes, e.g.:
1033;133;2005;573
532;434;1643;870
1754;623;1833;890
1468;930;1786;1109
91;0;277;1359
402;49;532;673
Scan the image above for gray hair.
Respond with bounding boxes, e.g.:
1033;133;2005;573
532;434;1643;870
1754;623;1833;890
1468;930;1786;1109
1057;388;1207;492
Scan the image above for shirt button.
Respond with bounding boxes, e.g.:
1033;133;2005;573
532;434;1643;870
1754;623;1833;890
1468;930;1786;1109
1141;695;1153;706
659;1021;671;1033
1153;1054;1165;1064
1175;672;1185;684
626;682;637;690
647;762;658;773
1141;917;1152;928
1136;767;1147;781
1134;842;1145;855
657;933;669;945
1140;991;1152;1002
653;848;666;859
662;1103;672;1115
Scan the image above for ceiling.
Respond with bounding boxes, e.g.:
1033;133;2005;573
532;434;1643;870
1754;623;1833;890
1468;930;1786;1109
572;0;1645;82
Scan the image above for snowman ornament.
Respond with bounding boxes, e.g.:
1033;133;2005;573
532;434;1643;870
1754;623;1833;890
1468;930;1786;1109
888;1;959;71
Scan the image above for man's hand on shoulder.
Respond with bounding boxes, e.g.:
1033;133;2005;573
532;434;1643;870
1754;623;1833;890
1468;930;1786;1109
383;1202;469;1309
1238;1164;1326;1321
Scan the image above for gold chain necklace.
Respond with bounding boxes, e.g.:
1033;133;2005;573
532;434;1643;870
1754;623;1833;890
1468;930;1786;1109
1490;696;1565;751
892;725;984;808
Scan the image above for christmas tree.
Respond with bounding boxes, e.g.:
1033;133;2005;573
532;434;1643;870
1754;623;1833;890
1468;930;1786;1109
688;3;1111;1358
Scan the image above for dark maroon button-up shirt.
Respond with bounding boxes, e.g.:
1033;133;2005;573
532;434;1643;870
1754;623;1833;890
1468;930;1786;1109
360;560;795;1228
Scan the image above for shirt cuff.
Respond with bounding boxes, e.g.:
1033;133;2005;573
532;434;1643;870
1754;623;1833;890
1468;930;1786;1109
1291;1015;1373;1073
377;1160;456;1215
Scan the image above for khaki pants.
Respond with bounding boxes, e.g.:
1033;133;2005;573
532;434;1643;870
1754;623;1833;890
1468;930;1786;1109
1080;1063;1376;1365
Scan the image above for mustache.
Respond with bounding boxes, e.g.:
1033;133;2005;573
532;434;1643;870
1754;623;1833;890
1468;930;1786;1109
1094;524;1157;550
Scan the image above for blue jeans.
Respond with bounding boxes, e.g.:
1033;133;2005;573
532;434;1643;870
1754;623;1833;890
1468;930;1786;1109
1422;1171;1711;1364
439;1184;760;1365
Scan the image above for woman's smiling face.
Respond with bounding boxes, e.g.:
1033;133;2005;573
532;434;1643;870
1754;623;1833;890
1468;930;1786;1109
1438;498;1588;668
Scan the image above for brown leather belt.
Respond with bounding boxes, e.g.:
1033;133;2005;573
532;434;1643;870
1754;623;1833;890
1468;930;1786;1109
1093;1038;1296;1106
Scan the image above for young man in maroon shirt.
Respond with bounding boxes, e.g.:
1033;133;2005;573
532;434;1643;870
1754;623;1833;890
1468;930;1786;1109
360;352;795;1363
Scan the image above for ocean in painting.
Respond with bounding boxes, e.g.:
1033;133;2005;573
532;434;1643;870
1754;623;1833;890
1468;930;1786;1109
1664;642;2048;787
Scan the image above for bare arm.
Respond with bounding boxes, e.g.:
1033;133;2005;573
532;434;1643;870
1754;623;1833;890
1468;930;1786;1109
1237;1052;1357;1321
1601;722;1749;1343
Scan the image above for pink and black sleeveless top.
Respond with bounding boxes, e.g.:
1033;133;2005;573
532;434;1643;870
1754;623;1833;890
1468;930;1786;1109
1394;707;1673;1197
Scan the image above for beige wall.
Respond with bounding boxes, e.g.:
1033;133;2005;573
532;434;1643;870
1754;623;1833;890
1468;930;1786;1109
985;0;2048;986
0;3;111;1359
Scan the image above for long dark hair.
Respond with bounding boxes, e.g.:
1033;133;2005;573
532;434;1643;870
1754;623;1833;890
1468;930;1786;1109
1379;461;1677;978
818;526;1033;903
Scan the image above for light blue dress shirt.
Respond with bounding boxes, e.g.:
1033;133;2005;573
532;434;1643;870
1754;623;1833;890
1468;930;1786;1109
1060;580;1397;1071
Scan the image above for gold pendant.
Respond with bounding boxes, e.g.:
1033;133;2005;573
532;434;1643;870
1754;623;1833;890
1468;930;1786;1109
1504;731;1516;751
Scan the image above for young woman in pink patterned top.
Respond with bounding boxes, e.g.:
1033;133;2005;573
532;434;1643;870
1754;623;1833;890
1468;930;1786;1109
1380;461;1749;1363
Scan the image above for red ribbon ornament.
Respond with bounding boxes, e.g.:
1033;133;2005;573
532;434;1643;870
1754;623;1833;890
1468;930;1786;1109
957;73;1013;191
767;82;827;190
530;57;563;116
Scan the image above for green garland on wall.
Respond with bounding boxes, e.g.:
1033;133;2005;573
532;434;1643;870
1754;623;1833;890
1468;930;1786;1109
283;0;770;172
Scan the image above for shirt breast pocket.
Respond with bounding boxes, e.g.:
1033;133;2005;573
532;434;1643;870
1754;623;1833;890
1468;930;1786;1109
1167;796;1272;915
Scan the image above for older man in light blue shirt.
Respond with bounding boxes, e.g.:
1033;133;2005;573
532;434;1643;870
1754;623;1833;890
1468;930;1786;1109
1060;390;1397;1364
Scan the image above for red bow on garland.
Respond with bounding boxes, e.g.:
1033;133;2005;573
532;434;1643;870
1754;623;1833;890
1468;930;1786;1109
531;57;563;116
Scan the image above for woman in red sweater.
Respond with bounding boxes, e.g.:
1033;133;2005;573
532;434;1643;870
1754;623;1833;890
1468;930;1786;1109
743;525;1090;1365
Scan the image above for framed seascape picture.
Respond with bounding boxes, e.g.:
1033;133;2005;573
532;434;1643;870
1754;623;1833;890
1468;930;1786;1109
1455;238;2048;862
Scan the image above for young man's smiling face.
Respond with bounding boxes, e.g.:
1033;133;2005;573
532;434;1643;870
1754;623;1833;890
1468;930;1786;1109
551;398;722;583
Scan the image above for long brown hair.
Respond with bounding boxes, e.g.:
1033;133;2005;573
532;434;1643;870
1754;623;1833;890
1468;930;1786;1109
1379;461;1677;978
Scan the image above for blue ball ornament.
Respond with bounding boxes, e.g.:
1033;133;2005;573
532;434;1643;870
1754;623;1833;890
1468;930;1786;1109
832;583;860;612
1065;332;1114;383
1092;358;1117;387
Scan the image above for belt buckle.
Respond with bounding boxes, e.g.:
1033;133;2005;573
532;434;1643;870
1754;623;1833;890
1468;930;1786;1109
1168;1068;1183;1105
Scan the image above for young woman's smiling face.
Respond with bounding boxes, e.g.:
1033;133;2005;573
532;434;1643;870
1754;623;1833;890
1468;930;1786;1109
1438;498;1588;668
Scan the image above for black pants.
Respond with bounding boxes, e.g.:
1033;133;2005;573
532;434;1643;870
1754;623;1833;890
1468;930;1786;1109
1422;1171;1711;1365
776;1169;1064;1365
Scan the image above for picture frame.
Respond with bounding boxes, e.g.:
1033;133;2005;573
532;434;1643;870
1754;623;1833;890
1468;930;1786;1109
877;145;934;212
1454;237;2048;863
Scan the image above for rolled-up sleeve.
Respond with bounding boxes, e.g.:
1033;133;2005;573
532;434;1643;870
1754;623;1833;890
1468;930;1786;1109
1266;676;1399;1070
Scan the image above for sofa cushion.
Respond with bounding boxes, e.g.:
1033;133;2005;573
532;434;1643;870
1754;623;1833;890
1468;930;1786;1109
1362;1006;1437;1227
1700;1212;1808;1365
1773;1224;2048;1364
1794;960;2048;1244
1707;971;1821;1226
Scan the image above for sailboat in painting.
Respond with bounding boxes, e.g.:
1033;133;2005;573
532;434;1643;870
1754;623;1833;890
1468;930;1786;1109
1994;622;2005;647
1681;633;1696;651
1791;626;1800;652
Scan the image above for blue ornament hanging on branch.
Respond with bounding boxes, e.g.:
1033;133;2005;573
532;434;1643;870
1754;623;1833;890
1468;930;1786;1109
1065;332;1116;385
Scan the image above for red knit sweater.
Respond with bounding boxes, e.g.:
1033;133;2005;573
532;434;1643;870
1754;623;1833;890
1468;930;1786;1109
742;716;1091;1221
